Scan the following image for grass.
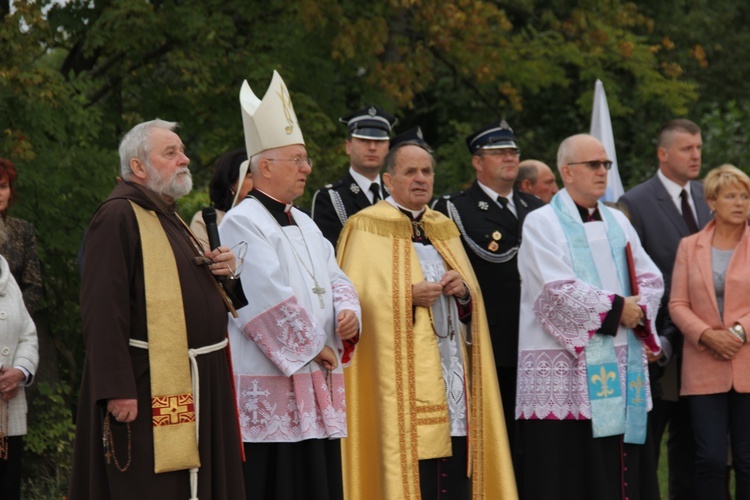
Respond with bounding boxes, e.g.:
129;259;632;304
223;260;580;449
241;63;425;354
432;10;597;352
657;435;667;498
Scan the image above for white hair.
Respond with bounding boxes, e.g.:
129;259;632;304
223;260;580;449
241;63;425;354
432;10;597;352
249;152;264;174
118;119;178;180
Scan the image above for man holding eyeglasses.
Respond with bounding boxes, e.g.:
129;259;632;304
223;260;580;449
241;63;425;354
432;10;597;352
220;72;361;500
311;105;397;248
433;120;543;457
514;133;664;499
70;119;245;499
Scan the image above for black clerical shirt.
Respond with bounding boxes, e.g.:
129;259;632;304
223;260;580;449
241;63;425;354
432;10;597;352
574;202;623;336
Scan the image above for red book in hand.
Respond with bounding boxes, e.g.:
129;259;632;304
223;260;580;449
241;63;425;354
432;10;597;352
626;242;650;340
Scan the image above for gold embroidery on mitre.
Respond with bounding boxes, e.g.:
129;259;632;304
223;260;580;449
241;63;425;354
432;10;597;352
152;394;196;426
277;83;297;135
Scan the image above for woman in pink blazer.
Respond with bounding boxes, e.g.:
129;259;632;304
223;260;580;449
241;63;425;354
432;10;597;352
670;164;750;500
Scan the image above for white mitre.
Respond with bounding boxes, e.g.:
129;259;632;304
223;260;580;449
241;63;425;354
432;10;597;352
239;70;305;158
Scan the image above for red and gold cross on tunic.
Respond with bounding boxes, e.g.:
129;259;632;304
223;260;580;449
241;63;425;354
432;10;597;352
151;394;196;426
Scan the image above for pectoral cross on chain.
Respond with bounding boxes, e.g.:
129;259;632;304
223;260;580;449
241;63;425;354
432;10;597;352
312;278;326;309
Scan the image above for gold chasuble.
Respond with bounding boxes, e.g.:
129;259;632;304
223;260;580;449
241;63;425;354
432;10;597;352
337;202;517;500
130;201;200;473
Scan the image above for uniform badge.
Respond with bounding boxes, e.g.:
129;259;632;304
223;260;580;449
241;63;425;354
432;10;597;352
520;198;528;208
488;241;499;252
350;183;361;194
478;201;489;211
492;231;502;241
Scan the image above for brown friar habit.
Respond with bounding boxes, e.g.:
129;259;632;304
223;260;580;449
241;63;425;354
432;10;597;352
68;181;245;500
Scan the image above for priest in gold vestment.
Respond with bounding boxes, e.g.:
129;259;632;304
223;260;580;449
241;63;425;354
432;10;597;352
337;138;517;499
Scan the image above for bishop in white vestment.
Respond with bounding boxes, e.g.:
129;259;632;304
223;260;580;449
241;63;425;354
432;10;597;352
219;71;361;500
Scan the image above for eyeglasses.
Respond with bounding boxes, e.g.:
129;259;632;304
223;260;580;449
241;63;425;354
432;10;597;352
568;160;613;171
192;240;247;279
229;240;247;278
480;149;520;159
266;157;314;168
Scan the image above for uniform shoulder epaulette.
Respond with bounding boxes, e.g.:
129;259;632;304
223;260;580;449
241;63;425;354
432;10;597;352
329;177;353;191
516;190;545;209
314;178;345;197
430;191;464;210
440;190;465;201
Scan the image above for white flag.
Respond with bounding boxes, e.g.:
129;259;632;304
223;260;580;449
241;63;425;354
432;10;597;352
590;79;624;202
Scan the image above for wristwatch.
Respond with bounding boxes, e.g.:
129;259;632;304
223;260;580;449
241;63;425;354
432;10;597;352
458;280;471;304
729;323;747;344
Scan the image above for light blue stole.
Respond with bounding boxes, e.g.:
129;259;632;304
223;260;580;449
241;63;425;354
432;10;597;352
551;193;647;444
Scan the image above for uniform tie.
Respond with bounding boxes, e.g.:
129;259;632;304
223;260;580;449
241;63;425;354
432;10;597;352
497;196;516;220
369;183;381;203
680;189;699;234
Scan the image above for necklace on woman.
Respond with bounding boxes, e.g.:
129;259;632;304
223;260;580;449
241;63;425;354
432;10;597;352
252;197;326;308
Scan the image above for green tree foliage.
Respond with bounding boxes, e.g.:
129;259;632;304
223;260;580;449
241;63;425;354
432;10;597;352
23;381;77;496
300;0;700;187
701;100;750;170
635;0;750;176
2;0;746;491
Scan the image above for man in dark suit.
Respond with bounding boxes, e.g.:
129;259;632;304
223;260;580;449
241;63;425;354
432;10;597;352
433;120;543;456
311;106;397;247
619;118;712;500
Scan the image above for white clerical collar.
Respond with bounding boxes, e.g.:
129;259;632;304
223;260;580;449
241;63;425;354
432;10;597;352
477;181;517;216
349;167;382;203
657;169;692;209
385;196;424;219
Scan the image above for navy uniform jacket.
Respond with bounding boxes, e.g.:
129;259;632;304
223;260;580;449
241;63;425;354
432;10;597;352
311;171;387;248
433;181;544;368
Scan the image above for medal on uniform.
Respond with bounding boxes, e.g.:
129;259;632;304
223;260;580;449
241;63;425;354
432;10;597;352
478;201;489;211
492;230;502;241
350;183;361;194
488;241;499;251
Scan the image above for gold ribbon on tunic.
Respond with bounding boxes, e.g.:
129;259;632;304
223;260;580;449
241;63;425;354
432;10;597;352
130;201;200;473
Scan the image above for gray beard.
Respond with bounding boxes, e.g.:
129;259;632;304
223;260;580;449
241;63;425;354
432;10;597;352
144;162;193;200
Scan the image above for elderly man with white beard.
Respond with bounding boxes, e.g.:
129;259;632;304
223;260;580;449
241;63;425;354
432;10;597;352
69;119;246;500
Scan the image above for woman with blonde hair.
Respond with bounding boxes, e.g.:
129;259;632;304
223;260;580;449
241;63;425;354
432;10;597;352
670;164;750;499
